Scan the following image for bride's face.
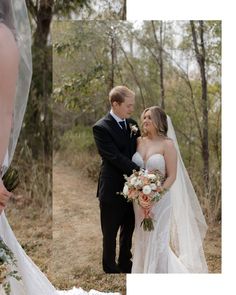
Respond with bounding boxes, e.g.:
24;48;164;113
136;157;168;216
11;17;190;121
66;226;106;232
143;110;157;134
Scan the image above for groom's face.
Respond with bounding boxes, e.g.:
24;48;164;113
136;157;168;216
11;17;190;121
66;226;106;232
113;95;135;119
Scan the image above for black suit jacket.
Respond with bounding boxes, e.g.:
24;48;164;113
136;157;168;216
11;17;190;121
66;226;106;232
93;113;140;203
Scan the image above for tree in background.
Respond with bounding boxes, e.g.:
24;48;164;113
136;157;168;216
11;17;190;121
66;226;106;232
23;0;91;160
15;1;124;208
22;0;125;160
190;20;209;192
53;20;221;223
121;0;126;20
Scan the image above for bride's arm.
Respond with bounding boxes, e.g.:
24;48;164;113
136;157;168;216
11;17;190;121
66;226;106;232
162;139;177;190
0;24;19;167
0;24;19;212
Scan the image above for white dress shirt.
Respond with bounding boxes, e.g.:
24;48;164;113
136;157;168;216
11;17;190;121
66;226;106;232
110;109;127;129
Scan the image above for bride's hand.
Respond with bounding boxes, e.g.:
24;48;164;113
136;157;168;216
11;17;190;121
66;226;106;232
0;179;12;214
139;198;152;211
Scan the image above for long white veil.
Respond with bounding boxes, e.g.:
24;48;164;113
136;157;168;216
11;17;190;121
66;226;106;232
1;0;32;175
0;1;55;294
167;115;208;272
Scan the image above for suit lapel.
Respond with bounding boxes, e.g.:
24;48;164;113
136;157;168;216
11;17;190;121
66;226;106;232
103;113;136;158
126;120;131;137
105;113;128;139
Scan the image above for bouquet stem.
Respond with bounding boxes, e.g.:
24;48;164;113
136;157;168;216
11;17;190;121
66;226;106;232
141;217;154;231
140;209;154;231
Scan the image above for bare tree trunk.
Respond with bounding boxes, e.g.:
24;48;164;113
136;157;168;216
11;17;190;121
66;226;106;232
121;0;126;20
159;21;165;109
109;30;116;91
25;0;54;161
190;20;209;192
151;21;165;109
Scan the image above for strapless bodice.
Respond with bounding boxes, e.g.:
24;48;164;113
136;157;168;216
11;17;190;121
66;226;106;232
132;152;165;174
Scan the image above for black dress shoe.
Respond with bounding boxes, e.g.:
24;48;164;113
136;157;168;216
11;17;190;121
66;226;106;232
103;263;121;273
118;264;132;273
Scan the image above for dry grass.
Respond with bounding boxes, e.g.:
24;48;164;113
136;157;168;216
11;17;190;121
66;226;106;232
204;223;221;272
191;170;221;225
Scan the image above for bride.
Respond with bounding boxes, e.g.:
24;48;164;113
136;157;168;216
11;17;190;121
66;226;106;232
0;1;119;294
132;106;208;273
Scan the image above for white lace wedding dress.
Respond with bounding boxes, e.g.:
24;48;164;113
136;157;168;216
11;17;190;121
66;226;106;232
131;152;189;273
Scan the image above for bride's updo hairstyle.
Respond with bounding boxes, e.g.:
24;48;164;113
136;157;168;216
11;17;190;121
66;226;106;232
0;0;15;36
141;106;168;137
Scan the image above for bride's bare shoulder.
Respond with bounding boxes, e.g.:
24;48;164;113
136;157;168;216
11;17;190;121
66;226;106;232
163;137;176;152
137;136;146;143
137;136;142;142
136;136;146;148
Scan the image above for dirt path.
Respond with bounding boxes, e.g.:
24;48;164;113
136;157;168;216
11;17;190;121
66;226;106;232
204;223;221;272
52;158;221;292
52;158;126;293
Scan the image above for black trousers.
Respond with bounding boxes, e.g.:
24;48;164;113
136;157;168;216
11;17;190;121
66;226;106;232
99;200;135;273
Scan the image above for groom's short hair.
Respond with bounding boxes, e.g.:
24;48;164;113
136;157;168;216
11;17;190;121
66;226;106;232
109;86;135;105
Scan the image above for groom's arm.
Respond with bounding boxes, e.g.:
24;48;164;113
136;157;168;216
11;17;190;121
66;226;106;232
93;125;139;176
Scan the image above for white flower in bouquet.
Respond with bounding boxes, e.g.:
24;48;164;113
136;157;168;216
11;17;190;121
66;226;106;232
142;185;152;195
148;174;157;181
130;176;137;185
156;180;161;187
150;183;157;190
123;184;129;196
134;179;143;188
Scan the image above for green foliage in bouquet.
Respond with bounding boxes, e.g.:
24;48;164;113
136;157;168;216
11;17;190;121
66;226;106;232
2;167;19;192
141;217;155;232
0;237;21;295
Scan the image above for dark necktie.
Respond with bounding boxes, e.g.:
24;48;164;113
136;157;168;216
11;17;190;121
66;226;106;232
119;120;127;131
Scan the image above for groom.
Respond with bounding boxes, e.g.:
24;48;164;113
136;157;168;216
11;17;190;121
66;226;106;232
93;86;140;273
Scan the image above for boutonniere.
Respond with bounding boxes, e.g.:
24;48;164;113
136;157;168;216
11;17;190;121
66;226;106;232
129;123;138;138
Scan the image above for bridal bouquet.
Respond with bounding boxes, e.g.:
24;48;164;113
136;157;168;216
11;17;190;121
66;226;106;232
122;169;167;231
0;237;21;295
